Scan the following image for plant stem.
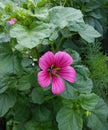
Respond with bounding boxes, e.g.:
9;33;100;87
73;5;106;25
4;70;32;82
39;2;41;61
56;36;64;51
63;0;67;6
6;120;13;130
51;42;56;53
34;46;40;59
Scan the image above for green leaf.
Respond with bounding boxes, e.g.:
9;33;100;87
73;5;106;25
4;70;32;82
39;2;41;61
25;121;36;130
0;43;21;74
69;22;101;43
60;81;78;99
0;91;16;117
89;11;102;19
10;22;54;49
31;87;45;104
12;123;26;130
32;106;52;122
0;76;8;94
25;120;53;130
49;6;101;43
65;49;81;64
0;73;31;94
75;65;90;77
93;19;103;35
56;107;83;130
37;0;49;7
85;1;101;12
49;6;83;29
0;33;10;43
16;75;31;91
80;93;99;111
0;1;5;9
49;30;58;41
72;65;93;94
79;24;101;43
87;99;108;130
60;28;73;38
63;39;79;51
86;18;104;35
13;96;30;122
34;8;49;21
72;73;93;94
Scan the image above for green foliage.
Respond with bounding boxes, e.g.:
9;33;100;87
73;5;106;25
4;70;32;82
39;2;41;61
0;43;22;74
10;22;53;49
0;33;10;43
79;93;99;111
85;43;108;100
72;65;93;94
50;6;101;42
8;6;101;50
31;87;45;104
87;99;108;130
50;0;108;35
0;91;16;117
0;0;108;130
56;107;83;130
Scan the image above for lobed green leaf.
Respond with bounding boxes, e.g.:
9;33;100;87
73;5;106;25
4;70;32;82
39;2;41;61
87;99;108;130
80;93;99;111
0;91;16;117
56;107;83;130
10;22;54;49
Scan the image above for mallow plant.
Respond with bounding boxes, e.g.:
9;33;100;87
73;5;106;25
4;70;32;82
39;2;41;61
37;51;76;94
0;0;108;130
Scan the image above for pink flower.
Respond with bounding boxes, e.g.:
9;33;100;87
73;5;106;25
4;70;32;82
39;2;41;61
8;18;17;25
37;51;76;94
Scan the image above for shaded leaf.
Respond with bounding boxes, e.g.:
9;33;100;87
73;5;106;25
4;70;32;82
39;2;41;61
32;106;52;122
80;93;99;111
87;99;108;130
56;107;83;130
60;81;78;99
25;121;37;130
25;120;53;130
16;75;31;91
79;24;101;43
65;49;81;64
31;87;45;104
75;65;90;77
72;73;93;94
0;91;16;117
69;22;101;43
13;96;31;122
0;76;8;94
0;43;21;74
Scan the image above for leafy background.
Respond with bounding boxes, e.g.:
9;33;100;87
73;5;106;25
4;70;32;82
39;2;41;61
0;0;108;130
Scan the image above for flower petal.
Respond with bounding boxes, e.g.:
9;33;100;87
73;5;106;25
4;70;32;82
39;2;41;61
55;51;73;67
37;71;50;88
58;66;76;83
9;18;17;25
52;76;65;94
39;51;55;70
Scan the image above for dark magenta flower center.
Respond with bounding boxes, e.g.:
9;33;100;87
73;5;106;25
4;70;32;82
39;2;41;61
48;64;60;76
51;69;57;75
